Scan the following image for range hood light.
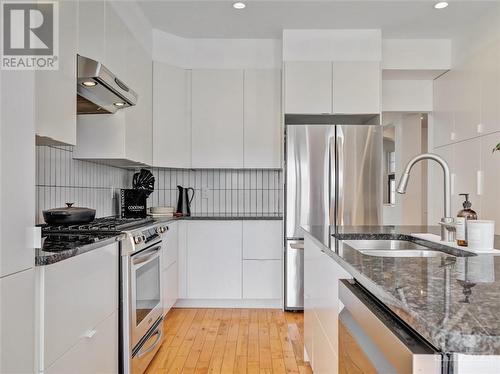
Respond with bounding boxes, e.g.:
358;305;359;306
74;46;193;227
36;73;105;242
82;80;97;87
114;102;126;107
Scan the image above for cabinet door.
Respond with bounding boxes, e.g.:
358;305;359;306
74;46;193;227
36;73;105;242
242;260;281;299
153;63;191;168
332;61;380;114
125;37;153;166
0;269;35;374
163;222;179;270
163;262;178;314
1;70;35;276
453;138;481;216
44;243;118;368
284;61;332;114
186;221;242;298
244;69;282;168
104;3;127;79
454;56;481;142
480;134;500;233
433;71;455;147
191;70;244;168
44;311;118;374
242;220;282;260
77;1;105;62
480;42;500;135
36;0;77;145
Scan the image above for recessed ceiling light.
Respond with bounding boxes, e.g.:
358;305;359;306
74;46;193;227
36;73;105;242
82;81;97;87
233;2;246;10
114;102;125;107
434;2;449;9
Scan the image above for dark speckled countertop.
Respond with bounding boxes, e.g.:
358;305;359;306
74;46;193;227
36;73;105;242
301;225;500;355
37;214;283;266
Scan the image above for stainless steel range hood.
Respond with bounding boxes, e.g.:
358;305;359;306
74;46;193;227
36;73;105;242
77;54;138;114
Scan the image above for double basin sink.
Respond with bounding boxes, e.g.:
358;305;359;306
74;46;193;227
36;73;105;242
342;239;470;258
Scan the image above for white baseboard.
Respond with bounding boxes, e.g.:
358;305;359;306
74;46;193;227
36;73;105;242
174;298;283;309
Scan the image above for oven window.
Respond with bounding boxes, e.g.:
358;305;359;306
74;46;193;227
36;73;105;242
135;256;160;326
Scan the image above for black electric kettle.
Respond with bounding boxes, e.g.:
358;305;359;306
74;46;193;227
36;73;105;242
176;185;195;216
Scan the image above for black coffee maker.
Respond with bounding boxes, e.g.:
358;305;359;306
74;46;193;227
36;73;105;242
176;185;195;216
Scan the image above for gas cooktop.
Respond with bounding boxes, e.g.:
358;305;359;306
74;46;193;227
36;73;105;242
40;233;120;253
41;216;154;234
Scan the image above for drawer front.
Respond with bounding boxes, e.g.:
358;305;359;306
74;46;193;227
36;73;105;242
44;311;118;374
242;220;282;260
242;260;282;299
163;222;178;269
44;243;118;368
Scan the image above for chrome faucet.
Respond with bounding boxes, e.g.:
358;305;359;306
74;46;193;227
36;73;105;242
397;153;455;242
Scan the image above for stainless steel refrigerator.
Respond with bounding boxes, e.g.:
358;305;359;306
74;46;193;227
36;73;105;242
284;124;383;310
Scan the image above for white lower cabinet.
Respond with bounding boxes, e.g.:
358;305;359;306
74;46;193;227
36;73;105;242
186;221;242;299
242;220;282;260
304;235;351;373
0;268;35;374
40;243;119;372
242;260;281;299
177;220;283;306
163;222;179;270
44;311;118;374
163;262;179;314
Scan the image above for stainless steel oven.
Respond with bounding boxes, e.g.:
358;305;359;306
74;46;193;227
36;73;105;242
121;222;169;374
130;244;163;347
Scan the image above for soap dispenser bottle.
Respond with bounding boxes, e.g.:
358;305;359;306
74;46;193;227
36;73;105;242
456;193;478;247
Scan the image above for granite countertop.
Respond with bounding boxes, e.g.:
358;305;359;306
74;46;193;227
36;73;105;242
301;224;500;356
36;233;125;266
37;213;283;266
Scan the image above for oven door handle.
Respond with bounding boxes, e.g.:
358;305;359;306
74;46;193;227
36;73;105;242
132;246;161;266
136;326;163;359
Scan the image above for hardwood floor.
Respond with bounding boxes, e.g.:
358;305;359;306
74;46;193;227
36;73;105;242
145;308;313;374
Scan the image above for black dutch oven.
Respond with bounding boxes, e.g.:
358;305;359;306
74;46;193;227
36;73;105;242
43;203;96;225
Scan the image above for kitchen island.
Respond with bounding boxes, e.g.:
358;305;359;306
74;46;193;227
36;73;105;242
302;225;500;373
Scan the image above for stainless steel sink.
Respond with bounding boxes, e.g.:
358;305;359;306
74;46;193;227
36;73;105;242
343;239;452;258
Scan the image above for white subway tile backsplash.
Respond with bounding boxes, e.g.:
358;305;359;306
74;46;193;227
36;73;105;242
36;145;283;223
147;168;282;216
35;145;129;224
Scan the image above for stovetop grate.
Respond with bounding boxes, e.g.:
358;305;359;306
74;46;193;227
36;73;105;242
41;216;154;233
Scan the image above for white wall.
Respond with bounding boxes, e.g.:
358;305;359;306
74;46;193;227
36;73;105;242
153;30;282;69
382;39;451;70
282;29;382;61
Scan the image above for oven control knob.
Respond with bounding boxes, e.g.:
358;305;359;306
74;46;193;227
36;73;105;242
134;236;143;244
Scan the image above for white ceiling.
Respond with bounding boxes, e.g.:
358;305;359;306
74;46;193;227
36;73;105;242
138;0;500;39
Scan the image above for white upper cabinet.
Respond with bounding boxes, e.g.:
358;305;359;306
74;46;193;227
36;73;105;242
284;61;333;114
243;69;282;168
433;71;455;147
454;55;481;143
123;33;153;166
77;1;105;62
104;3;128;79
75;4;153;166
284;61;381;115
35;0;77;146
153;62;191;168
191;70;244;168
332;61;381;114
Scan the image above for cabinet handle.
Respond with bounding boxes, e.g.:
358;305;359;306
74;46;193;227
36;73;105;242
83;329;97;339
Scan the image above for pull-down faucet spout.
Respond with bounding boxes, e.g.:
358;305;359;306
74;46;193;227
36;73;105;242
397;153;455;242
